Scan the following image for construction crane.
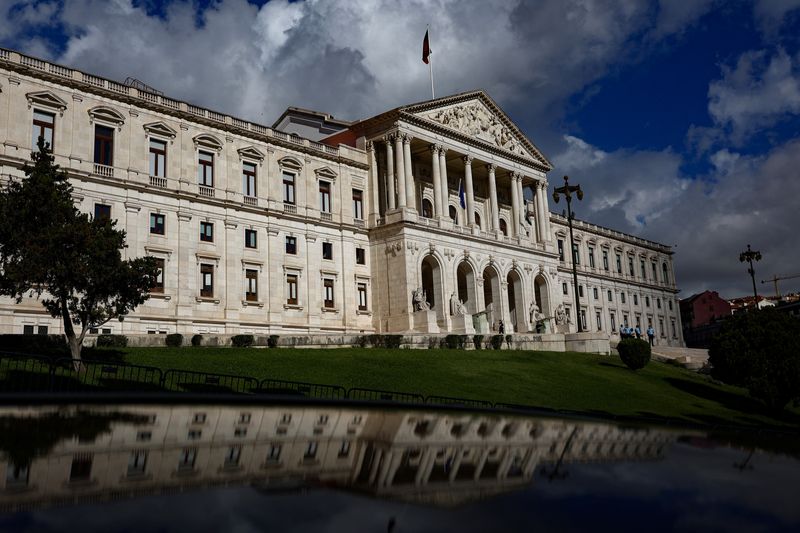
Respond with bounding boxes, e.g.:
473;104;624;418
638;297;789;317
761;273;800;299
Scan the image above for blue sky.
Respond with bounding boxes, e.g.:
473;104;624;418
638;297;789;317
1;0;799;298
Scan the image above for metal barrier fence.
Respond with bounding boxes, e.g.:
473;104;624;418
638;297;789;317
0;353;499;409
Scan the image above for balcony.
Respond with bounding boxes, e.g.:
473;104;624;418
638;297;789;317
320;212;332;222
354;219;365;228
243;196;258;207
283;203;297;214
198;185;215;198
93;163;114;178
149;175;167;188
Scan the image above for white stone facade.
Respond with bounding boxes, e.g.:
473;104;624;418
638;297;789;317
0;49;683;346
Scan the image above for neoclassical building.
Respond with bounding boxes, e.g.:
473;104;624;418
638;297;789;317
0;48;683;346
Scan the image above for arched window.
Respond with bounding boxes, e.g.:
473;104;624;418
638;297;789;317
499;218;508;236
421;198;433;218
449;205;458;225
474;212;482;230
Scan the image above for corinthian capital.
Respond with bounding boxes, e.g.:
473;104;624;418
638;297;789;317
463;155;473;165
430;144;440;154
403;133;412;144
486;163;497;173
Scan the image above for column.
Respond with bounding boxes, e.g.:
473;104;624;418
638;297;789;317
517;177;526;229
403;135;416;211
535;182;546;242
510;173;520;238
487;164;500;232
385;137;395;210
463;156;475;227
542;180;552;239
368;141;380;222
439;147;449;217
394;134;406;208
431;145;443;218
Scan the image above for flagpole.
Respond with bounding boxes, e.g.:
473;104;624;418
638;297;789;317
428;25;435;99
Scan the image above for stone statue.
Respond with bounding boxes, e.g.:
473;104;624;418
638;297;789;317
413;287;430;311
554;304;567;326
529;302;544;325
450;292;469;316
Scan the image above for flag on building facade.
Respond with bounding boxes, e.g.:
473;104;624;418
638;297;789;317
458;179;466;209
422;30;431;64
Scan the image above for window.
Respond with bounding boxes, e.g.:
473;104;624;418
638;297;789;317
32;110;55;150
339;440;351;458
198;150;214;186
421;198;433;218
286;274;298;305
188;429;202;440
640;259;646;279
607;290;613;302
319;180;331;213
234;427;247;438
593;287;598;300
136;431;152;442
150;213;165;235
623;314;629;327
317;414;329;425
616;253;622;273
94;203;111;222
610;312;616;331
245;269;258;302
200;221;214;242
499;219;508;236
323;278;335;308
239;413;251;424
352;189;363;220
588;247;595;268
149;139;167;177
578;285;584;298
580;309;587;330
200;264;214;298
633;294;638;305
322;242;333;260
304;441;318;459
449;205;458;225
280;413;292;424
267;444;282;462
283;172;296;204
22;325;34;335
357;282;368;311
178;448;197;471
557;239;564;261
621;292;626;304
355;247;365;265
242;161;257;197
193;413;207;424
669;300;673;311
645;296;651;307
128;451;147;476
657;298;662;309
562;282;568;295
70;454;93;482
245;229;257;249
671;319;677;338
659;318;665;337
475;212;482;229
285;236;297;255
94;125;114;166
572;244;580;265
6;462;30;487
151;258;165;293
595;311;602;331
225;446;241;468
603;250;609;271
662;263;669;283
652;262;657;281
628;257;634;276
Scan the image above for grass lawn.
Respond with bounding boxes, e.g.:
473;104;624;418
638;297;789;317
114;347;800;429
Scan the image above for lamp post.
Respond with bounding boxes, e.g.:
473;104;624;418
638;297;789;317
553;175;584;332
739;244;762;306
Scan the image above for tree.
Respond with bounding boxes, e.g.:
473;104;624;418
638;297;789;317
0;139;158;364
709;308;800;410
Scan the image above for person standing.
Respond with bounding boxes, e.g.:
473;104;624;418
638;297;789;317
499;320;505;335
647;325;655;346
635;325;641;339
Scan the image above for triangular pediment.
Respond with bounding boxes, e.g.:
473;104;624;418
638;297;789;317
25;90;68;111
402;91;551;168
143;121;178;139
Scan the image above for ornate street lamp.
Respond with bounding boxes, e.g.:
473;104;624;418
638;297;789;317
553;175;584;332
739;244;762;306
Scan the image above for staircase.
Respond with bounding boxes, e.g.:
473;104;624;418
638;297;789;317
611;341;709;371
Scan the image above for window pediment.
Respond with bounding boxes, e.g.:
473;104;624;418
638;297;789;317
88;106;125;126
314;166;337;180
26;90;68;113
144;121;177;139
193;134;223;151
278;156;303;171
238;146;265;161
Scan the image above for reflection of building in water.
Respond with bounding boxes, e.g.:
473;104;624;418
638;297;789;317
0;405;676;511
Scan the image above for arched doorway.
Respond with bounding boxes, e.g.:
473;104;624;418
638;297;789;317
474;212;482;230
482;266;501;329
533;273;551;331
456;261;477;313
506;270;525;333
499;219;508;236
421;254;445;321
421;198;433;218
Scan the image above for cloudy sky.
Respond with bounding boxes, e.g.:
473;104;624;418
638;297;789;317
2;0;799;298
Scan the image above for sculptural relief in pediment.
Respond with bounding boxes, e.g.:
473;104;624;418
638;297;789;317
420;101;532;159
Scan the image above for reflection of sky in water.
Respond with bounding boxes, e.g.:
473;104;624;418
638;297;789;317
2;441;798;532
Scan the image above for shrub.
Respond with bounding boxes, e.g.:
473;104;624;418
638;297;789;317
505;334;513;348
356;335;367;348
191;334;203;347
445;334;461;349
473;334;483;350
709;308;800;409
268;335;279;348
231;334;254;348
490;335;504;350
427;337;438;349
0;334;68;357
96;334;128;348
384;335;403;349
367;334;383;348
617;338;651;370
165;333;183;347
